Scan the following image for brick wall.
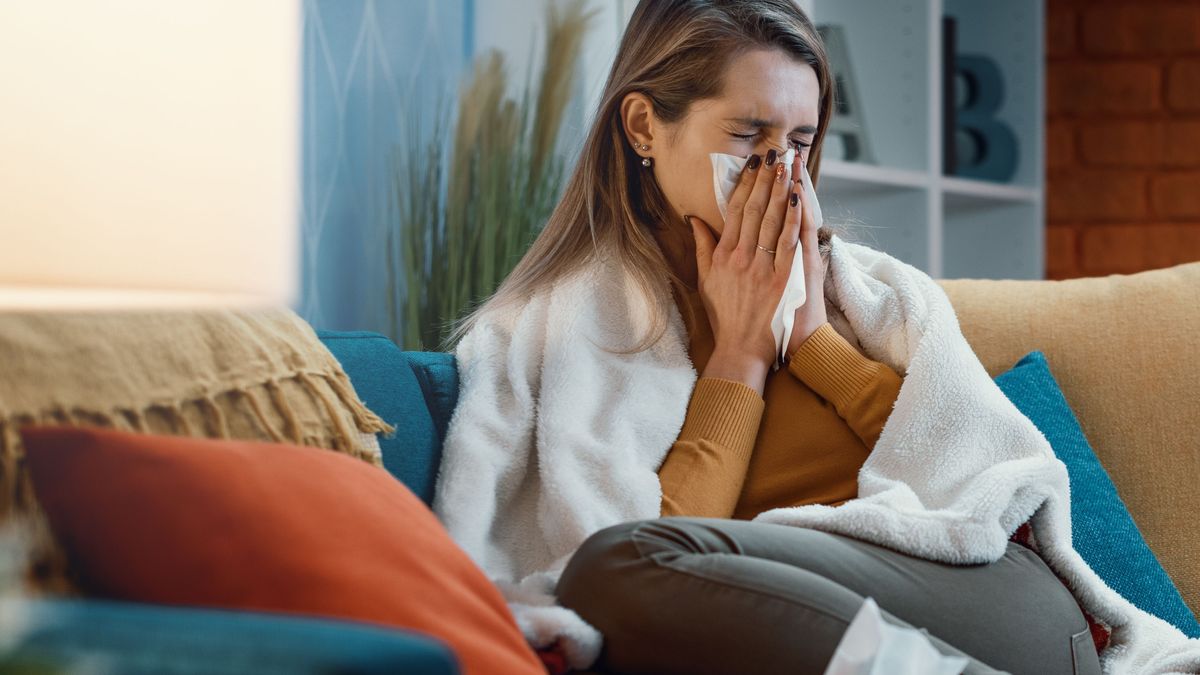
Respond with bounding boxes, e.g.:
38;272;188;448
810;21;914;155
1046;0;1200;279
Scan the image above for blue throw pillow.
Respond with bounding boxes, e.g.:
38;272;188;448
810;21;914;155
994;351;1200;637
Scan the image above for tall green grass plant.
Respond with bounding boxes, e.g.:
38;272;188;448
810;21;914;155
380;0;597;351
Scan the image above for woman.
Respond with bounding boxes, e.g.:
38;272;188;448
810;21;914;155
439;1;1101;673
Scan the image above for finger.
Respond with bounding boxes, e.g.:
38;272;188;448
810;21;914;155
717;153;761;252
797;160;819;247
736;148;781;255
797;162;826;289
686;214;717;283
776;182;802;276
756;153;793;257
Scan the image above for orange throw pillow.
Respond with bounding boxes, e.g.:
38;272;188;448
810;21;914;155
20;426;543;675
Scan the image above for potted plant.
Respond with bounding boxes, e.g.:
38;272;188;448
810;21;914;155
378;0;597;351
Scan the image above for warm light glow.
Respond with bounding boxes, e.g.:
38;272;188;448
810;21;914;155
0;1;301;310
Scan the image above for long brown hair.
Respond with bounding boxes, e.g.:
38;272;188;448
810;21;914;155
442;0;836;355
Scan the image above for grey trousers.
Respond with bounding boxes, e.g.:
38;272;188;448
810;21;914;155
555;517;1102;675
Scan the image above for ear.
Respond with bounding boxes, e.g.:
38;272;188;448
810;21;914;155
620;91;658;151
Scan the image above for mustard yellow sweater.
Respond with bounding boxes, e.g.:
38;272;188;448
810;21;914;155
658;284;904;519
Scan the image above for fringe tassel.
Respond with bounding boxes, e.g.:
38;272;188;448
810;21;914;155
123;408;147;432
201;396;230;439
1;369;388;457
239;389;285;443
48;408;70;426
265;380;303;444
0;421;15;521
324;370;395;436
11;453;38;514
298;372;358;453
20;506;81;597
167;403;195;437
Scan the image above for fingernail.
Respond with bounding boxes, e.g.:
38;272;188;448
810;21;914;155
790;192;799;208
683;214;693;228
746;153;762;171
765;148;777;166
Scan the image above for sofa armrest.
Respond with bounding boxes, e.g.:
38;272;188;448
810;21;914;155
317;331;444;505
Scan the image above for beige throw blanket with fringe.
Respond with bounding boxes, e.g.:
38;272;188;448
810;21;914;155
0;309;393;591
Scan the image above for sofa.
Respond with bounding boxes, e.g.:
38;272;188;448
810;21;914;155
7;260;1199;673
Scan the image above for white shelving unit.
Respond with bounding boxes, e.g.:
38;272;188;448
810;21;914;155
801;0;1046;279
569;0;1044;279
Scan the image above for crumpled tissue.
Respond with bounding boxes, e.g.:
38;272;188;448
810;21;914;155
821;597;969;675
709;147;823;369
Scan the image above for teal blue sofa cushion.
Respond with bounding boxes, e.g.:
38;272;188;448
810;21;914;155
401;350;460;445
318;331;456;505
995;351;1200;637
8;598;458;674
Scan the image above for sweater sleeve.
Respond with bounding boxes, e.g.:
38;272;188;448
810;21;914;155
657;376;764;519
785;322;902;450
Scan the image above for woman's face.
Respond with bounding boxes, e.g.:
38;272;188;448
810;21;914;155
624;47;820;236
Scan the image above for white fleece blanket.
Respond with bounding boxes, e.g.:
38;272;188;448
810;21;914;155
431;233;1200;673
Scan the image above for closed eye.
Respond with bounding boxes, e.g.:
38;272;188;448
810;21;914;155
730;133;811;150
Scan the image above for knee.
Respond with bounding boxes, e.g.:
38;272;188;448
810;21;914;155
555;517;713;629
555;518;716;670
555;519;648;610
1009;543;1091;633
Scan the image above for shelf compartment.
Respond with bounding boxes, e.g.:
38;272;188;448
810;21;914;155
818;184;930;273
807;0;931;173
942;201;1043;280
942;0;1044;189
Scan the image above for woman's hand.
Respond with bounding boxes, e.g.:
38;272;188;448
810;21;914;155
784;153;829;359
685;147;802;394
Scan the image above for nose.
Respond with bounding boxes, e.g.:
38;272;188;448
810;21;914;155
763;139;787;154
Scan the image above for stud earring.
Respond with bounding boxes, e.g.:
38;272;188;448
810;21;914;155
642;156;653;168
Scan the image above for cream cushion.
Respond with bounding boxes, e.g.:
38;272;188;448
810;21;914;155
937;261;1200;617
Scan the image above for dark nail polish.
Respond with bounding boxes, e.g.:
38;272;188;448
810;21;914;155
746;153;762;171
765;148;777;166
790;192;799;208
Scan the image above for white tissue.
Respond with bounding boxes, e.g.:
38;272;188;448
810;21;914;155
709;147;821;369
821;598;969;675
